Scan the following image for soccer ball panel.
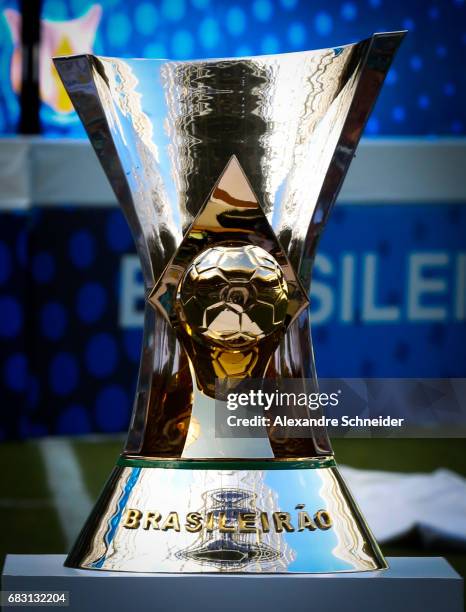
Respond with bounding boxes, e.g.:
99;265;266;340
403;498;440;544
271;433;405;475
177;245;288;349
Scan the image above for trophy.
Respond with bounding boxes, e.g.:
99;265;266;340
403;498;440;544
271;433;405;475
54;31;405;573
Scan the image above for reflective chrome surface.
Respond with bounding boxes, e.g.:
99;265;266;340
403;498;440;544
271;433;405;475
55;35;404;573
65;463;386;573
54;33;404;459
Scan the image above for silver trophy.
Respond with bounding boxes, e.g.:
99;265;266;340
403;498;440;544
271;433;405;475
54;30;405;573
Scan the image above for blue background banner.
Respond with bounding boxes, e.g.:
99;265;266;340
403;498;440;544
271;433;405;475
0;201;464;440
0;0;465;136
0;0;465;440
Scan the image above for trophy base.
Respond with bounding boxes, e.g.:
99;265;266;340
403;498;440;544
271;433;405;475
65;458;387;573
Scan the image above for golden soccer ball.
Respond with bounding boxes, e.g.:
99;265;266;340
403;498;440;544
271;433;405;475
177;245;288;349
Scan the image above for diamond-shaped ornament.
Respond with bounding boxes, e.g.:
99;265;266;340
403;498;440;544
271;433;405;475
148;156;309;394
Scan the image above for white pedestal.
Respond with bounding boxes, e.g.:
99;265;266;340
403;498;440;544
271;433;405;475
1;555;463;612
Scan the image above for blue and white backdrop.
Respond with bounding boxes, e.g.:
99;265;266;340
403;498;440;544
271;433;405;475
0;0;465;439
0;139;464;439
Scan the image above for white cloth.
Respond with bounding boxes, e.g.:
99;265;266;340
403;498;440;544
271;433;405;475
340;466;466;545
